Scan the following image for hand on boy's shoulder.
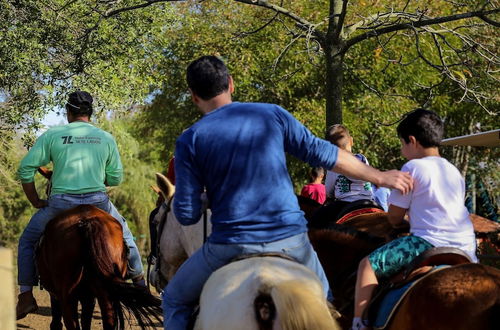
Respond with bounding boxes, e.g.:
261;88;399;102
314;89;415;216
379;170;413;194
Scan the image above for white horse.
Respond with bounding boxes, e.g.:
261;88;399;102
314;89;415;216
149;173;212;292
194;256;340;330
149;173;339;329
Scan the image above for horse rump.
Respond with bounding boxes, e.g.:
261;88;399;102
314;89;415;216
389;263;500;330
196;256;339;330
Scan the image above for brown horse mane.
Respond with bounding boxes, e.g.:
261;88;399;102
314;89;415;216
309;222;386;247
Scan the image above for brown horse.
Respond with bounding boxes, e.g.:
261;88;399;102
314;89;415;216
308;223;500;330
37;204;162;330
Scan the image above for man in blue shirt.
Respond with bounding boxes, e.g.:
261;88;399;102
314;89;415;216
163;56;413;329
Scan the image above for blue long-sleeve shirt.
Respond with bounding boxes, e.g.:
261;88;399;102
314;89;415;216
174;102;338;244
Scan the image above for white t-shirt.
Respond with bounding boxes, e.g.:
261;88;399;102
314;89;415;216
325;154;373;202
388;156;477;262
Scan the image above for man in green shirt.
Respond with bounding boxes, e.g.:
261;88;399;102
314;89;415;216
16;91;145;319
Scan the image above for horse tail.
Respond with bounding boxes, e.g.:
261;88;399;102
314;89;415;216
108;282;163;328
78;216;162;328
261;280;340;330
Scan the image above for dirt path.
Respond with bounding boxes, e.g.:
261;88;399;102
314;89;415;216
16;287;163;329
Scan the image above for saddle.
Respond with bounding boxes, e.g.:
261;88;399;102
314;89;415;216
335;199;384;224
365;247;472;329
232;252;298;263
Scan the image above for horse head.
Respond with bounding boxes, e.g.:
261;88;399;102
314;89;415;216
37;166;53;180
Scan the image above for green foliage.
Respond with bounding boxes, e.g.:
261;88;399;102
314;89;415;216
1;0;498;243
0;136;33;247
100;118;159;253
0;0;179;140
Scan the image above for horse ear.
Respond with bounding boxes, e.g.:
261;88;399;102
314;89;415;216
156;173;175;200
38;167;53;180
151;185;161;194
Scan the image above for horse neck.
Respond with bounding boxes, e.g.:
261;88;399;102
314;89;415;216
309;228;382;285
160;208;208;258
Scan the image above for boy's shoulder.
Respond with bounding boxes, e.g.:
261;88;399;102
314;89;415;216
403;156;458;175
405;156;444;166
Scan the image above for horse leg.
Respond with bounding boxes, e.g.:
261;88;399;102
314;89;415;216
49;295;63;330
96;291;117;330
61;295;81;330
80;290;96;330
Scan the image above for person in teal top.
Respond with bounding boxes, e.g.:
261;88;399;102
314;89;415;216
15;91;145;320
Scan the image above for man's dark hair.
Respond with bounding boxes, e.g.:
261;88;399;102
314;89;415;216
66;91;93;117
186;56;230;100
397;108;443;147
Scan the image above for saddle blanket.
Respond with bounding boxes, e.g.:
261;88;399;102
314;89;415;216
374;265;449;329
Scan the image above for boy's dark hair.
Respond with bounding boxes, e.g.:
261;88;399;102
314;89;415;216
66;91;93;117
310;167;325;180
186;56;230;100
397;108;443;147
325;124;351;148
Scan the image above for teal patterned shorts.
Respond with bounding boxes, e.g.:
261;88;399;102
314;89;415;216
368;235;434;280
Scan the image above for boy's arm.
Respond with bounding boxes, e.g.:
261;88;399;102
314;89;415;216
387;204;407;228
324;171;336;199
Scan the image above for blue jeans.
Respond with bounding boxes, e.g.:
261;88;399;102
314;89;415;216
18;192;143;286
162;232;330;330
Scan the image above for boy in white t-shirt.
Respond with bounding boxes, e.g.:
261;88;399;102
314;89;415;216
351;109;477;330
323;124;374;219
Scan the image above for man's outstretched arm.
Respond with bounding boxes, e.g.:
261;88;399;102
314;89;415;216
332;149;413;194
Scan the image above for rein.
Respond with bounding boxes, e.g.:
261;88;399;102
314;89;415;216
203;210;208;243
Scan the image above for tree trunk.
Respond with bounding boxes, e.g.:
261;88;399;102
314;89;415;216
325;46;344;127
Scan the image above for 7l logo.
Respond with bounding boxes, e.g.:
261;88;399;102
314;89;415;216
61;136;74;144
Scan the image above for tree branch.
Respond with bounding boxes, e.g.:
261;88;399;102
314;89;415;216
233;1;282;38
344;8;500;51
344;11;418;38
333;0;349;41
478;13;500;27
234;0;326;42
103;0;184;18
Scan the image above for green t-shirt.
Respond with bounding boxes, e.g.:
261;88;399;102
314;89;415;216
17;121;123;195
